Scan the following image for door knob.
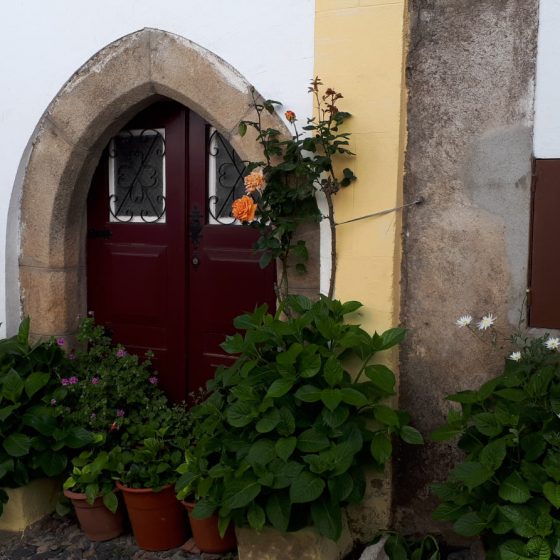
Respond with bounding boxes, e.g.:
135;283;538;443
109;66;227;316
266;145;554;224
192;256;200;267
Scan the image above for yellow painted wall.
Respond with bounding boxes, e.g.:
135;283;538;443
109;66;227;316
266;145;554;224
315;0;408;337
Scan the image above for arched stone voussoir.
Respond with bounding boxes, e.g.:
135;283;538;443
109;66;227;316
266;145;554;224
45;30;153;151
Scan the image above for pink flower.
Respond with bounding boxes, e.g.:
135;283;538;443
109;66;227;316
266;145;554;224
61;378;70;386
87;310;95;317
50;399;57;406
56;337;65;347
110;422;118;432
91;377;99;385
148;376;158;385
116;349;126;358
91;412;96;419
68;352;76;361
116;409;125;417
68;376;78;385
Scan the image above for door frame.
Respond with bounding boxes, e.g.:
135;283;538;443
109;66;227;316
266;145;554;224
8;28;319;341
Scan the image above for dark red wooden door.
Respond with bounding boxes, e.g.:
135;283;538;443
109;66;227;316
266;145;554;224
87;101;275;401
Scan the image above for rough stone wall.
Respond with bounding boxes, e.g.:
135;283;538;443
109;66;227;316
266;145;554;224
396;0;539;538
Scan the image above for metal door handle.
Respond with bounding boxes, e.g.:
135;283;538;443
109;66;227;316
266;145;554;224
192;256;200;267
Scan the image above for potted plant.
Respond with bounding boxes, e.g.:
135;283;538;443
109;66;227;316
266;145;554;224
0;318;94;518
62;447;125;541
175;296;423;548
432;321;560;560
116;403;191;551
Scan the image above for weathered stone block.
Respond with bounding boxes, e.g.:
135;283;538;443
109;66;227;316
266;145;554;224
236;519;353;560
0;479;60;532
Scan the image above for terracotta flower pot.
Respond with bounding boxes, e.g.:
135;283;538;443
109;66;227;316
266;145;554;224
116;482;186;551
64;489;125;541
182;501;237;554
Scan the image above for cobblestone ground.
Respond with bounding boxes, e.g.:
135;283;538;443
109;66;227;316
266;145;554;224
0;514;238;560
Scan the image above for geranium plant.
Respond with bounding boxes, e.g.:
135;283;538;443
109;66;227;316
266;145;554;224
432;320;560;560
236;78;356;299
176;295;423;541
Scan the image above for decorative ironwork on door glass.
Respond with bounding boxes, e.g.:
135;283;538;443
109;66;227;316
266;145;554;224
208;128;247;224
108;129;166;223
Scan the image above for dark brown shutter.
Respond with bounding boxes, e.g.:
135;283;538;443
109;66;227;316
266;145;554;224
529;159;560;327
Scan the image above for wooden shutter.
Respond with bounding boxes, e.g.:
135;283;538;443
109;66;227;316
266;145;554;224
529;159;560;327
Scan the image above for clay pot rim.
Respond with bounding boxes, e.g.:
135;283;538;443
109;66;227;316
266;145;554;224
63;488;120;501
116;481;173;494
180;500;195;511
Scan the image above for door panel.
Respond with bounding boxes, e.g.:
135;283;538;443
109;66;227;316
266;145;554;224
87;100;276;402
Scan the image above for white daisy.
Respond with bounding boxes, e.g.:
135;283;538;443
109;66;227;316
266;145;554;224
545;337;560;351
477;314;496;330
508;351;521;362
455;315;473;328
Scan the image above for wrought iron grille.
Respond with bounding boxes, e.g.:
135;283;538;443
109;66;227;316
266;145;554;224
108;129;166;223
207;128;247;224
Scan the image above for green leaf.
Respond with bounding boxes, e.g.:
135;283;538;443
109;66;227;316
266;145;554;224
450;462;492;490
498;539;533;560
226;402;255;427
37;451;67;476
266;493;291;532
432;503;467;521
2;369;24;402
24;372;50;399
22;407;57;436
275;437;297;462
499;472;531;504
328;473;353;503
324;357;343;387
64;427;94;449
297;429;330;453
480;438;507;471
543;482;560;508
374;405;400;427
191;499;216;519
266;378;294;399
400;426;424;445
17;317;30;345
494;388;526;402
299;350;322;378
247;440;276;467
370;432;392;464
364;365;396;394
238;121;247;137
431;423;463;441
526;537;551;560
453;511;487;537
255;409;281;434
0;459;14;479
223;479;262;509
0;405;17;422
247;503;266;530
321;407;350;429
321;388;342;411
521;434;546;462
377;328;406;350
339;388;368;407
340;301;362;314
499;505;539;538
311;498;342;540
290;471;325;504
447;391;480;404
3;433;32;457
295;385;322;403
102;491;118;514
472;413;502;437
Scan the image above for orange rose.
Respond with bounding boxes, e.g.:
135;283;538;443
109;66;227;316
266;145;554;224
232;195;257;222
244;167;266;194
285;110;296;123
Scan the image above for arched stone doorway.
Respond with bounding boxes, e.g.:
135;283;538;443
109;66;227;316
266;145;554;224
8;28;319;341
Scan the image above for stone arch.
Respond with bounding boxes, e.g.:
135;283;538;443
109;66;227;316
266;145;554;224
8;28;319;339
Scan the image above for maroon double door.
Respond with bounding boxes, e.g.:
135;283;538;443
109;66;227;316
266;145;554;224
87;101;275;401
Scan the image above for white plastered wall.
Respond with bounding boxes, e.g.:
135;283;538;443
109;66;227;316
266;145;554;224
1;0;315;335
534;0;560;157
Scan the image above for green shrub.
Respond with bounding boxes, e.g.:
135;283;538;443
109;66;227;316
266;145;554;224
432;334;560;560
176;295;423;540
0;319;94;515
